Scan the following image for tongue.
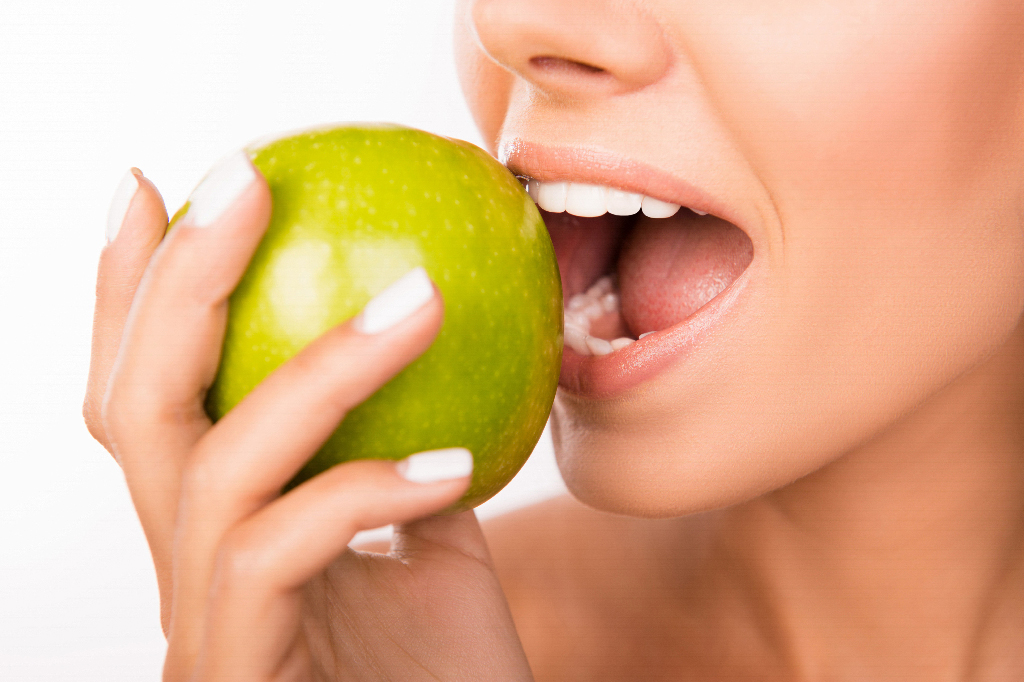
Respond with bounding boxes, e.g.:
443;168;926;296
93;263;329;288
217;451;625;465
617;213;753;337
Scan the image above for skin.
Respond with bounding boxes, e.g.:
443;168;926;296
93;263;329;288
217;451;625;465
455;0;1024;679
85;0;1024;679
85;173;531;680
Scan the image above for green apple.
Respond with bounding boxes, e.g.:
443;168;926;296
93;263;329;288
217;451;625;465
199;124;562;510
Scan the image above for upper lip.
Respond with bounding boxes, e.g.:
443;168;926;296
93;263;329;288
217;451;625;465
499;138;741;227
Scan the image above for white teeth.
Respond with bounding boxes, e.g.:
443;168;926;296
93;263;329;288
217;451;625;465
587;277;614;297
606;188;643;216
565;326;590;355
586;336;614;355
564;312;590;331
564;183;608;218
561;275;642;357
582;300;604;319
535;180;568;213
526;178;541;202
641;196;681;218
639;331;655;339
524;178;696;219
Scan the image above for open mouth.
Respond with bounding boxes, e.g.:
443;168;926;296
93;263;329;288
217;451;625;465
505;145;754;396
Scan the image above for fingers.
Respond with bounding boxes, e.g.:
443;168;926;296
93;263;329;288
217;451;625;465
84;168;168;449
105;152;271;460
393;509;496;569
183;452;473;680
188;272;444;521
168;279;444;668
102;152;271;595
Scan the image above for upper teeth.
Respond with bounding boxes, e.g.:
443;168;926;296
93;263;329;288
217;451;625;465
524;179;702;219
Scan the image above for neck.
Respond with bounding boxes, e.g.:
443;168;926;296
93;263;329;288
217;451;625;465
698;327;1024;681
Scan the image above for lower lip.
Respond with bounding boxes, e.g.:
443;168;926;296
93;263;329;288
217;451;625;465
557;269;751;399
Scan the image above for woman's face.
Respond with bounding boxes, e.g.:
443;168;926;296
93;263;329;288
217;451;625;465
454;0;1024;516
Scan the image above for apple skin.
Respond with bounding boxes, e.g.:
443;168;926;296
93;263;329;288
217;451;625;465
201;124;562;510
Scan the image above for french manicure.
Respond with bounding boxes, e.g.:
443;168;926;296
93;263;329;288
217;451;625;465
354;267;435;334
397;448;474;484
106;168;141;242
184;151;257;228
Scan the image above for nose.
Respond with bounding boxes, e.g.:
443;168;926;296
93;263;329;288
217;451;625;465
469;0;672;99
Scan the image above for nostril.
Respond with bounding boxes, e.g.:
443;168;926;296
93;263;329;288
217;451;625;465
469;0;672;96
530;56;606;75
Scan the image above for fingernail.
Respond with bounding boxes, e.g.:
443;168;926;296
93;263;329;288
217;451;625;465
354;267;435;334
184;151;257;228
397;448;474;484
106;168;142;242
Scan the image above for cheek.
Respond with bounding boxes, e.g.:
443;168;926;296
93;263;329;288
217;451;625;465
551;1;1024;516
699;0;1024;432
690;0;1024;184
705;0;1024;395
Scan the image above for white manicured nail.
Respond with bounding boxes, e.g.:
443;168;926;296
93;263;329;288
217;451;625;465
397;448;474;483
185;151;257;227
106;168;140;242
355;267;435;334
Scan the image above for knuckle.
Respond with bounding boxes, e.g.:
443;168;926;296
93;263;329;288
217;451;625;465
158;228;235;308
215;528;268;586
285;327;354;388
82;396;106;446
179;451;223;506
284;342;326;377
100;384;153;444
103;374;205;446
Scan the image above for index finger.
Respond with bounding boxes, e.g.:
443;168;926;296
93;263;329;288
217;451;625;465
103;152;271;581
84;168;168;450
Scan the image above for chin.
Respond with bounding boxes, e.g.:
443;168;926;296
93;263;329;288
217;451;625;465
548;386;833;519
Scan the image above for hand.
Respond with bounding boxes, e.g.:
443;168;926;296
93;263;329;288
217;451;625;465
85;157;534;681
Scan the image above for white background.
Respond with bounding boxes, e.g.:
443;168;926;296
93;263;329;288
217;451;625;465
0;1;566;679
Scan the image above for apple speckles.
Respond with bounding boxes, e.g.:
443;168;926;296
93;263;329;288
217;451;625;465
218;124;560;509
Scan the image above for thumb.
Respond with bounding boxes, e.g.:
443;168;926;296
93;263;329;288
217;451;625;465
391;510;495;568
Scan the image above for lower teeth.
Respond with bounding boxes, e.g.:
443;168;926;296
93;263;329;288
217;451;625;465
563;275;643;356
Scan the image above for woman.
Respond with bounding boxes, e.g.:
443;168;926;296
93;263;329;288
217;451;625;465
84;0;1024;679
